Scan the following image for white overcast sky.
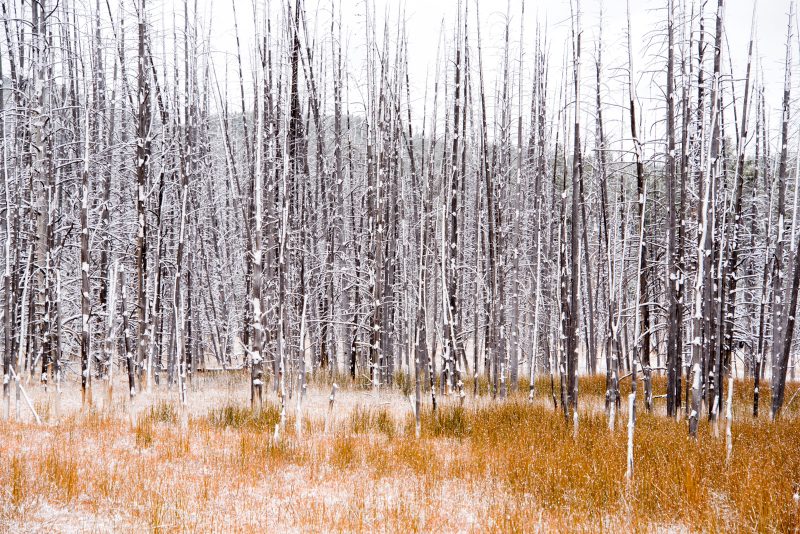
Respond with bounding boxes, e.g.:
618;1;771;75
87;0;794;147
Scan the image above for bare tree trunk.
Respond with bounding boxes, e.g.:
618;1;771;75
720;6;755;418
665;0;680;418
249;30;268;410
475;2;497;400
707;0;725;425
754;88;770;418
771;1;793;420
566;0;582;428
120;267;136;400
105;262;118;406
1;34;15;410
690;0;726;436
626;0;652;413
135;0;152;390
80;99;92;407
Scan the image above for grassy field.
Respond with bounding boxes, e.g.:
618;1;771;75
0;374;798;532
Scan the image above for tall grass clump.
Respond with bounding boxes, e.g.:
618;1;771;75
207;402;281;432
421;405;470;439
349;405;396;440
40;448;81;502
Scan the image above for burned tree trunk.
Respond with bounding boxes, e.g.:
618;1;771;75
770;1;793;420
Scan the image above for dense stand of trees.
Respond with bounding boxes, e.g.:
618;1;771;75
0;0;798;432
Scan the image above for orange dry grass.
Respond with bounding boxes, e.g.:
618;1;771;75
0;376;797;532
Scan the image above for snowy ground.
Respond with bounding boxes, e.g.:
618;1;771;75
1;373;797;532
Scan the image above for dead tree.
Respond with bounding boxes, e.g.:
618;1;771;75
626;0;652;412
770;1;793;420
135;0;152;391
564;0;582;427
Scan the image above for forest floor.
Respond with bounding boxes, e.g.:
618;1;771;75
0;372;799;532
